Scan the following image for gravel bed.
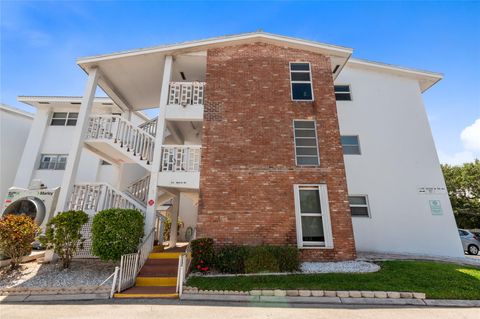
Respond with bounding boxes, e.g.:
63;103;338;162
0;259;117;288
301;261;380;273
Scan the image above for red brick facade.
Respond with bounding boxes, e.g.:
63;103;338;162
197;42;356;261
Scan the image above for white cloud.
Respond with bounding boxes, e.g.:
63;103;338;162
461;118;480;151
439;118;480;165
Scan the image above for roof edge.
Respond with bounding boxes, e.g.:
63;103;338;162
0;103;34;118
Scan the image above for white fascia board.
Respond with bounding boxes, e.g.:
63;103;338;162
76;32;353;66
0;103;34;118
347;58;443;92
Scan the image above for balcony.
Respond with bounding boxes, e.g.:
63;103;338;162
157;145;201;190
165;82;205;121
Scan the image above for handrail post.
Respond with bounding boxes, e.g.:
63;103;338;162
110;266;119;298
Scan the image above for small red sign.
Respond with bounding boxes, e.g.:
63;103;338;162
148;199;155;206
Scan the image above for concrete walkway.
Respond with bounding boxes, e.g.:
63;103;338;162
357;252;480;267
0;300;478;319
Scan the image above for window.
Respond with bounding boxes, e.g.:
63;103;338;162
50;112;78;126
293;120;319;166
290;62;313;101
349;196;370;217
293;185;333;248
334;85;351;101
341;135;361;155
39;154;68;170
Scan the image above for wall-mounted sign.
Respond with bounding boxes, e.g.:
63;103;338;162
418;187;447;195
429;200;443;215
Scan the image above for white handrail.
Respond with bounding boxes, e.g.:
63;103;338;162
68;182;145;212
138;117;158;137
126;174;151;205
176;245;192;296
86;115;155;164
116;227;156;293
161;145;201;172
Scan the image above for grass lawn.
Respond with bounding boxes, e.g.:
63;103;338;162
186;260;480;300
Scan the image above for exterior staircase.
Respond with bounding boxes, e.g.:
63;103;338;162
114;245;187;298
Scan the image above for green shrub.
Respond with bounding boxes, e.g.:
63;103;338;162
92;208;144;261
215;245;247;274
191;238;214;272
267;246;300;272
0;214;39;269
39;210;88;269
244;246;280;273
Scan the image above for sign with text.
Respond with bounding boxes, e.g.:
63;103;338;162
429;200;443;215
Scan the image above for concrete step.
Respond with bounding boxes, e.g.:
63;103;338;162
115;286;178;299
135;276;177;287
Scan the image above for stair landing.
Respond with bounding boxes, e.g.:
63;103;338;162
114;244;187;299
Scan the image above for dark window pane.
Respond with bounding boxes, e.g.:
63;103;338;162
295;138;317;146
334;85;350;92
52;112;67;118
294;121;315;129
68;113;79;119
301;216;324;242
341;136;359;145
296;147;318;156
299;189;321;213
51;119;66;126
335;93;351;101
292;83;313;100
66;119;77;126
297;156;319;165
291;72;311;81
350;206;369;217
290;63;310;71
55;162;66;170
295;129;316;138
349;196;367;205
342;145;361;155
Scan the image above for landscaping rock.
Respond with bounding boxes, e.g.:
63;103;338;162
311;290;324;297
274;289;286;297
286;290;299;296
374;291;387;298
261;290;274;296
301;261;380;273
336;291;349;298
361;291;375;298
413;292;426;299
400;292;413;299
387;292;401;299
298;290;311;297
250;290;261;296
348;291;362;298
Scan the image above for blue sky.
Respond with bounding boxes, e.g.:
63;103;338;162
1;1;479;164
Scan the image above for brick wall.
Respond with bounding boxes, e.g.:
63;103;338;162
197;42;356;261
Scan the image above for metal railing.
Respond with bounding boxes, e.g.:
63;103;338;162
126;174;151;205
138;117;158;137
161;145;201;172
68;183;146;212
86;115;155;164
176;245;192;297
116;227;155;293
168;82;205;106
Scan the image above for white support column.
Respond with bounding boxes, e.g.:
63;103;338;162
13;107;51;188
169;195;179;248
55;68;99;213
145;56;173;233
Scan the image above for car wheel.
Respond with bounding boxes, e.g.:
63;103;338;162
468;244;479;255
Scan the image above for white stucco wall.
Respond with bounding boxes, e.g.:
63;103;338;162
0;105;33;199
335;65;464;258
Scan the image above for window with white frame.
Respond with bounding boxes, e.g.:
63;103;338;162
50;112;78;126
341;135;361;155
349;195;370;217
293;120;319;166
290;62;313;101
334;85;352;101
39;154;68;170
293;185;334;248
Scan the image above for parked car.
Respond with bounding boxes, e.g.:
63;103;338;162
458;229;480;255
